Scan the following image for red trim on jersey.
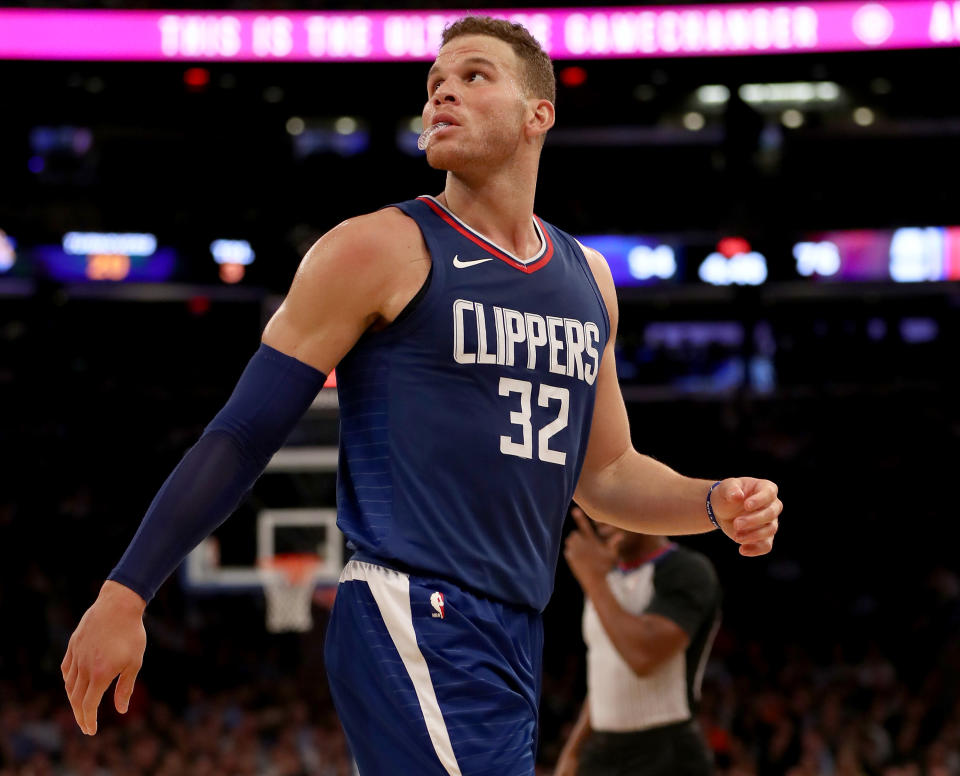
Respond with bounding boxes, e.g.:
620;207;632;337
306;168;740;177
617;543;676;572
418;196;554;274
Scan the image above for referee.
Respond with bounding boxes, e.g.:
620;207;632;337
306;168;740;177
554;507;722;776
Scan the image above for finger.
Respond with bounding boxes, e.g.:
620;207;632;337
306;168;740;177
569;508;596;538
735;518;779;545
65;660;80;699
743;480;778;511
114;663;141;714
720;479;746;505
739;538;774;557
564;533;585;554
732;501;783;535
68;672;89;733
81;673;110;735
61;645;74;680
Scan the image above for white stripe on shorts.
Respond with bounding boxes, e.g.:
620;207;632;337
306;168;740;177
340;560;463;776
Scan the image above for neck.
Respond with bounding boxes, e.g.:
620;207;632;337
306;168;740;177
438;158;540;259
619;536;671;567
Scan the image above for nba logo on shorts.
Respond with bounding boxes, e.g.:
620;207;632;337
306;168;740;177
430;591;445;619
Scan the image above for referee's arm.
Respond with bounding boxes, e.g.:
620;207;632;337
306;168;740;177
564;510;689;676
554;695;592;776
578;578;690;676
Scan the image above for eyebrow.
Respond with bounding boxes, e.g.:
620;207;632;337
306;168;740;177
428;56;500;80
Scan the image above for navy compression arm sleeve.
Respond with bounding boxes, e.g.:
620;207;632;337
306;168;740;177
108;344;326;603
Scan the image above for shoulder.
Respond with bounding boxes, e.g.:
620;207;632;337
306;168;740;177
292;208;428;306
658;547;719;590
303;208;424;273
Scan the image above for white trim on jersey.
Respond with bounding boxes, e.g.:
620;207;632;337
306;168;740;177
421;195;548;266
692;614;721;704
339;560;464;776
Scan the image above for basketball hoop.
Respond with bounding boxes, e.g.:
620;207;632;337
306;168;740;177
259;553;322;633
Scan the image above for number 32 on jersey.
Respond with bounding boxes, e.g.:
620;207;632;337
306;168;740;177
499;377;569;465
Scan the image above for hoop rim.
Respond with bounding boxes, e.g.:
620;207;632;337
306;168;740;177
258;552;323;584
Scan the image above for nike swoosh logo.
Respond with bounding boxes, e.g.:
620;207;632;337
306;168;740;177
453;255;494;269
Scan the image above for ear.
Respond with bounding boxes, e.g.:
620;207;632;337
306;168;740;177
526;98;555;142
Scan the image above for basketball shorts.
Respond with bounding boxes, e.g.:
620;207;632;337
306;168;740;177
324;559;543;776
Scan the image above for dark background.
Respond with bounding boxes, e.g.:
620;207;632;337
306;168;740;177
2;2;960;774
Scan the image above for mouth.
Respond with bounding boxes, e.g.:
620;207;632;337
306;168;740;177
417;121;453;151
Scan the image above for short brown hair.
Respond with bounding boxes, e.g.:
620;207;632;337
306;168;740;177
441;16;556;105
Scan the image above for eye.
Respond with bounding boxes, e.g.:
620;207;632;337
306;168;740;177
468;71;487;82
429;78;443;93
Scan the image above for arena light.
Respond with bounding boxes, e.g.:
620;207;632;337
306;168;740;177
0;230;16;272
682;111;706;131
889;227;946;282
699;238;767;286
559;65;587;87
793;241;841;277
334;116;359;135
2;3;960;61
796;226;960;282
286;116;305;135
183;66;210;89
210;239;255;265
63;231;157;257
86;255;132;281
853;106;876;125
739;81;840;104
695;84;730;105
781;108;804;128
627;244;676;280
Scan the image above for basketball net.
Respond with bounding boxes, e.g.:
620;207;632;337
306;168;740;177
259;553;322;633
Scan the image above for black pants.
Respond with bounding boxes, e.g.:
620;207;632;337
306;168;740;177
577;721;715;776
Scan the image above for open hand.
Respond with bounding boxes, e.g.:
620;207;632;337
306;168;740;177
61;581;147;735
710;478;782;556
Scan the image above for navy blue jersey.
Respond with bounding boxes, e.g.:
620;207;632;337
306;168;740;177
335;196;610;611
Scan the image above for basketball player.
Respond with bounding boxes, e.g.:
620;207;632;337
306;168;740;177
61;17;782;776
555;507;721;776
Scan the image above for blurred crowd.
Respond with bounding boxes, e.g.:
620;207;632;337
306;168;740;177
0;685;352;776
3;519;960;776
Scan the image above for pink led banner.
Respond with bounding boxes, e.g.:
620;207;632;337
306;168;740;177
1;2;959;61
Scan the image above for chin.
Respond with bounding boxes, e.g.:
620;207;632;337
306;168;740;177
425;144;469;172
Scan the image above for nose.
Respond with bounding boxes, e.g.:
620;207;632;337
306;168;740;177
432;83;460;106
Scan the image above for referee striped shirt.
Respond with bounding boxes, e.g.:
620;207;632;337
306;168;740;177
583;545;721;732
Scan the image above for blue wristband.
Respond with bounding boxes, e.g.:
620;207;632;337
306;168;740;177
706;481;722;530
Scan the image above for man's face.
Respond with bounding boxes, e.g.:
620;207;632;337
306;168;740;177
421;34;530;170
594;522;647;560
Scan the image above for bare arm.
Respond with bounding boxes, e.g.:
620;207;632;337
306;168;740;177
553;696;592;776
573;245;782;555
583;586;689;677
